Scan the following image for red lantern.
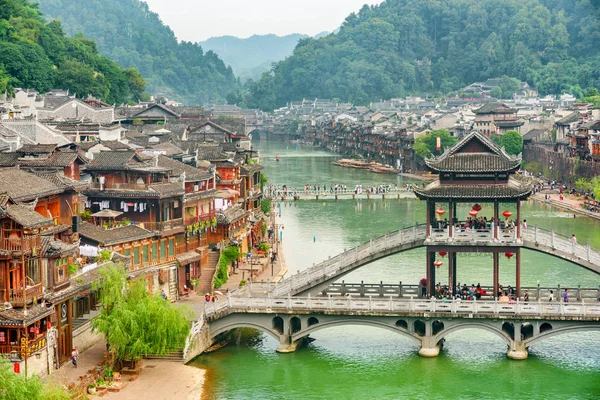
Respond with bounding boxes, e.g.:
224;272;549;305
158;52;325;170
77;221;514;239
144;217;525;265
505;252;514;259
435;208;445;216
434;260;443;267
502;210;512;219
472;204;482;212
468;209;478;217
438;251;447;257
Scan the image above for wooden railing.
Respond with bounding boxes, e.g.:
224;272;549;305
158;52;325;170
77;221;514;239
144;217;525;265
184;210;216;226
90;182;149;191
9;283;43;306
0;235;41;252
0;335;48;360
143;218;184;232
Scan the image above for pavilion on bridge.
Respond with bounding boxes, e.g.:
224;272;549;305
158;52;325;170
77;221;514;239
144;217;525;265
414;131;534;298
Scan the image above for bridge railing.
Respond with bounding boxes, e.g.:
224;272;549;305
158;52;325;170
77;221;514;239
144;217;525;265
270;224;427;296
205;296;600;318
523;227;600;271
323;282;600;302
264;187;407;197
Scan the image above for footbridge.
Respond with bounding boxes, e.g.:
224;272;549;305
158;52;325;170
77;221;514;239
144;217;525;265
265;224;600;297
197;296;600;361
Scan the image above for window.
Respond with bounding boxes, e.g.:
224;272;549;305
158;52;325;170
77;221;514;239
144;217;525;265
143;244;149;264
124;248;131;257
168;238;174;257
26;258;40;284
55;257;69;284
133;247;140;266
160;241;166;259
152;242;158;261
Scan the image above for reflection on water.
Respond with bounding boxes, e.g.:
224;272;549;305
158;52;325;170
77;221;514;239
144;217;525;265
196;140;600;399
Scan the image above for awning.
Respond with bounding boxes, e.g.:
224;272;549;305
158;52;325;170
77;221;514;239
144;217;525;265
176;250;202;266
91;209;123;218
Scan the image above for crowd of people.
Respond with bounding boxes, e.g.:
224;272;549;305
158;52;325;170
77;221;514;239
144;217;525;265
429;282;572;303
265;183;412;197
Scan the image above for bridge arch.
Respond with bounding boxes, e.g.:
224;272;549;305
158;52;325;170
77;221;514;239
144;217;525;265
433;322;512;346
209;322;281;342
525;325;600;347
291;318;422;344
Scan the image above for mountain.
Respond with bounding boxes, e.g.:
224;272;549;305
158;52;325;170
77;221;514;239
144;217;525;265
37;0;240;105
245;0;600;110
0;0;144;104
199;34;309;81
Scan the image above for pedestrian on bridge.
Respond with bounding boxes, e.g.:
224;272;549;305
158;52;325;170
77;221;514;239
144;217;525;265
563;289;569;303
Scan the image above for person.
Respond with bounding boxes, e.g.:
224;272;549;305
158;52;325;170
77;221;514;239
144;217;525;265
499;292;510;303
205;293;211;305
523;290;529;303
71;346;79;368
548;290;554;302
161;289;167;300
563;288;569;303
522;219;527;231
571;234;577;245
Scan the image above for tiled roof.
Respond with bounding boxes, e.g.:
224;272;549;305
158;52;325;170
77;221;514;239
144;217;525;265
85;150;137;170
0;152;19;166
414;179;533;200
17;151;84;168
151;142;184;156
494;120;524;128
240;163;264;174
0;303;54;327
148;182;184;196
42;236;79;257
33;173;89;190
79;221;154;246
156;155;211;181
556;112;580;125
6;204;53;228
216;205;248;225
18;144;56;153
197;145;230;162
101;140;130;150
473;102;517;115
425;131;521;173
0;167;64;201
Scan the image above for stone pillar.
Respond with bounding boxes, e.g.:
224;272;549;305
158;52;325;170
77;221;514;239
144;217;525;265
418;320;441;358
427;251;436;296
516;249;521;298
452;252;457;291
507;322;528;360
493;251;499;299
276;318;300;353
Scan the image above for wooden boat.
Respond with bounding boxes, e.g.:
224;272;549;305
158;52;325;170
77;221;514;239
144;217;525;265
369;165;398;174
332;158;372;169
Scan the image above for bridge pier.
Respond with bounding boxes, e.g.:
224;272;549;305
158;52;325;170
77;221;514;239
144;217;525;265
418;337;442;358
276;335;302;353
507;341;528;360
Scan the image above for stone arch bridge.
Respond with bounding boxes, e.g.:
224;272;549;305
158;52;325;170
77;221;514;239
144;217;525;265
195;296;600;362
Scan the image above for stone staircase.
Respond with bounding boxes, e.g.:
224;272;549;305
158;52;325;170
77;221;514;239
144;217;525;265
144;349;183;362
198;251;220;294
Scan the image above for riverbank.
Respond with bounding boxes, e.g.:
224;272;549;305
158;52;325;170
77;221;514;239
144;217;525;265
531;192;600;221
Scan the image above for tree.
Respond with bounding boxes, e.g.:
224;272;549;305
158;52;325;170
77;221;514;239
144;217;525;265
414;130;458;160
0;357;70;399
92;263;192;364
501;130;524;155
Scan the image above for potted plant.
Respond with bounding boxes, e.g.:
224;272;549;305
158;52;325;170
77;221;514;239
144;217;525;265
88;383;97;394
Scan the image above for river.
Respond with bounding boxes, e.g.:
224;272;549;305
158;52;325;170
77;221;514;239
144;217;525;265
193;140;600;399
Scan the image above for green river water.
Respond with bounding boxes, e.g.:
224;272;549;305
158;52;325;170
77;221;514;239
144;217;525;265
193;140;600;400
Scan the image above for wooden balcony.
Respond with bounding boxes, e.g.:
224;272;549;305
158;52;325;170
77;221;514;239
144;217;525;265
184;210;216;226
90;182;149;191
0;335;47;360
0;235;41;252
9;283;43;307
144;218;184;232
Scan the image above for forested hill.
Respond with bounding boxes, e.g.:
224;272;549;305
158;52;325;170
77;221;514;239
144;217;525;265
199;34;309;81
0;0;145;104
245;0;600;110
37;0;240;105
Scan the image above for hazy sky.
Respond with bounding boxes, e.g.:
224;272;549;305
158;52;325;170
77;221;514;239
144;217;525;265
143;0;385;42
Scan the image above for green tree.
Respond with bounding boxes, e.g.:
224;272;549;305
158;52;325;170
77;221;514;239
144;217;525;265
0;357;70;399
92;263;192;364
414;130;458;160
501;130;524;155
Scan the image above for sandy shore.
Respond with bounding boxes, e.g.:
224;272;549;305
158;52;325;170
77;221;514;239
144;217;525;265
105;362;206;400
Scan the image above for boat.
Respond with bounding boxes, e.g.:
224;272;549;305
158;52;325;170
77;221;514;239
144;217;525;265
369;165;398;174
331;158;372;169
